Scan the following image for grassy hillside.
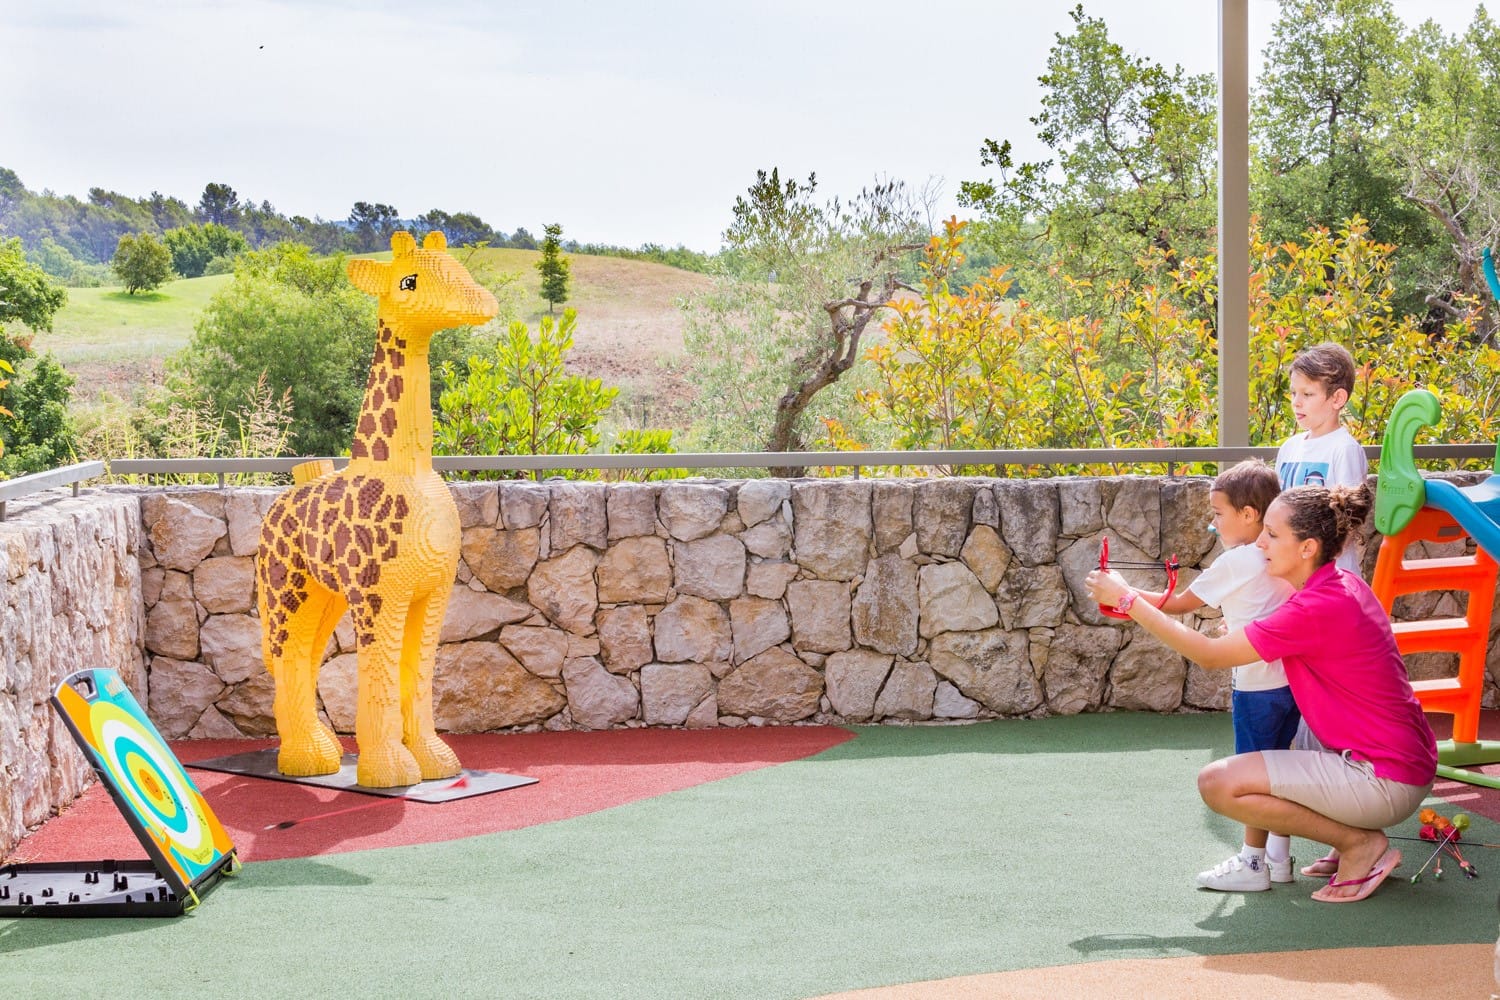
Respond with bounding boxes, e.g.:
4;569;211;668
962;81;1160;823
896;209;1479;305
37;274;230;365
28;251;712;421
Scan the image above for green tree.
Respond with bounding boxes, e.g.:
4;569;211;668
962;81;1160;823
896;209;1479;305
1251;0;1438;316
960;4;1217;310
682;169;926;469
435;308;617;479
145;190;193;232
0;242;73;475
347;201;400;251
111;231;173;294
416;209;498;248
536;223;572;313
163;222;250;278
197;182;240;226
1;236;67;327
837;218;1500;472
856;219;1043;470
170;243;375;456
1381;8;1500;335
0;354;76;475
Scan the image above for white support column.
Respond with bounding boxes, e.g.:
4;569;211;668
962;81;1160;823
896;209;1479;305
1218;0;1251;447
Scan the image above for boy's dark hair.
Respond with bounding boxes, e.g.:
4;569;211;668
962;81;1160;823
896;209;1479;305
1290;342;1356;400
1212;459;1280;517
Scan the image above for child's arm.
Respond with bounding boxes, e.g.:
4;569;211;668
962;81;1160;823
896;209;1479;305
1130;587;1205;616
1087;569;1260;670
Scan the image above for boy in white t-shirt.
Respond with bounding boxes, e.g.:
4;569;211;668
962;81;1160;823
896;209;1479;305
1135;460;1296;891
1276;342;1367;574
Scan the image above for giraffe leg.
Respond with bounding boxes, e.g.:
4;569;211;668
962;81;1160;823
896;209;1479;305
399;590;461;781
353;598;422;788
271;589;344;777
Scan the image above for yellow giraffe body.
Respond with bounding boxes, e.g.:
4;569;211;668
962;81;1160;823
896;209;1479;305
255;231;497;787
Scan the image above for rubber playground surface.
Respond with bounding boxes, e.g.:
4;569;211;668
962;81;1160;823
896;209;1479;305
4;712;1500;999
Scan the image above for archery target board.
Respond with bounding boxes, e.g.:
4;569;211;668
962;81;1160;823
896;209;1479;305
47;668;235;903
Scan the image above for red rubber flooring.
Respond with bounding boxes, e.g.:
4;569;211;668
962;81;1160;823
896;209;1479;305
6;726;853;864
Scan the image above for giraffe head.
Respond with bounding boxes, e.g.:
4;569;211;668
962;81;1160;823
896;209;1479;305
347;231;499;336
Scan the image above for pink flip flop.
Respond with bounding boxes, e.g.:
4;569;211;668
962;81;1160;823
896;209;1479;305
1301;855;1339;877
1312;848;1401;903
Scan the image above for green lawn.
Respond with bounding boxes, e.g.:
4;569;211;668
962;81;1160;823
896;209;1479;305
33;274;231;367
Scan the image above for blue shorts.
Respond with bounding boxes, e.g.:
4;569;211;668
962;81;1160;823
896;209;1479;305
1232;687;1301;755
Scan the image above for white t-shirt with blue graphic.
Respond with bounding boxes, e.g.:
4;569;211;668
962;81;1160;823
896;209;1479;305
1276;425;1368;574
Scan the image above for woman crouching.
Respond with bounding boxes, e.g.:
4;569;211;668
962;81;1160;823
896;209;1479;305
1086;483;1436;903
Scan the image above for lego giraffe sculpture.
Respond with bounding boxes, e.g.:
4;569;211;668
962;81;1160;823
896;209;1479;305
256;231;497;787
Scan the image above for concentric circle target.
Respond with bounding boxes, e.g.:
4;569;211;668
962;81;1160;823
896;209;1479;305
89;702;215;868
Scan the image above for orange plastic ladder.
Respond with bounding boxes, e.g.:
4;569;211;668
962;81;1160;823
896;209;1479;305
1370;506;1500;784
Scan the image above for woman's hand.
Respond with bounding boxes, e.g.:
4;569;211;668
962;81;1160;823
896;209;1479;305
1085;568;1131;607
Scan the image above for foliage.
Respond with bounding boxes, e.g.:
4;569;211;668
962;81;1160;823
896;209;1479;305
960;4;1217;312
682;168;927;464
0;246;73;475
162;374;292;475
0;357;11;464
347;201;401;251
27;237;111;287
434;310;685;481
1251;0;1439;320
0;236;67;328
435;309;617;479
1381;7;1500;334
570;241;717;273
0;353;76;476
536;223;572;313
413;209;499;248
837;218;1500;475
169;242;374;456
111;231;173;294
163;222;249;278
856;219;1043;473
606;428;688;481
197;183;240;225
100;372;294;484
0;167;531;268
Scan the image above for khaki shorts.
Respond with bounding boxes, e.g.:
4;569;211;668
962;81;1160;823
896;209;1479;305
1261;748;1431;830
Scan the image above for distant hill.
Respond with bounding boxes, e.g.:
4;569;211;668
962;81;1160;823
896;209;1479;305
31;248;713;427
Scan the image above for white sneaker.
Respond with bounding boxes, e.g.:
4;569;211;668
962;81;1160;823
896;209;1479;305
1196;853;1271;891
1268;856;1295;884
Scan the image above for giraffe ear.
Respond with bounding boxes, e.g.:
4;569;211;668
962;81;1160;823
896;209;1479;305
347;257;388;296
390;231;417;257
423;231;448;251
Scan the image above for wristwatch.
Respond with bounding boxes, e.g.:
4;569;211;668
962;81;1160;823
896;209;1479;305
1115;591;1137;614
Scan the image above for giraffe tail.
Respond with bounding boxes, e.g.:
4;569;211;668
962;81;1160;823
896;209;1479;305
292;459;336;485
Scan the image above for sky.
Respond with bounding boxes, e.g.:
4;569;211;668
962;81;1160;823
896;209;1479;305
0;1;1488;252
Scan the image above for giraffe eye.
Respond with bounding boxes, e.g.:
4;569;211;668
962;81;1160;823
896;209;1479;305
399;274;417;291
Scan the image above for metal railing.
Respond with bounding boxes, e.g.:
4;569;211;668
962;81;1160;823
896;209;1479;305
0;461;105;521
0;445;1495;521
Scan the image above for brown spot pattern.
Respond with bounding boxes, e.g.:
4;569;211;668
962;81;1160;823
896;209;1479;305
257;267;470;675
357;479;385;516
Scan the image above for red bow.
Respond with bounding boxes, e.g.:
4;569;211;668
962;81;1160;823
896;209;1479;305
1097;535;1180;619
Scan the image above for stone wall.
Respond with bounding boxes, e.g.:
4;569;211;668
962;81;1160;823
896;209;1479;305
134;475;1500;741
0;494;146;860
7;474;1498;860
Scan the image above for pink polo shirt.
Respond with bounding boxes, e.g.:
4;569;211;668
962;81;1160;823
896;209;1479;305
1244;563;1436;786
